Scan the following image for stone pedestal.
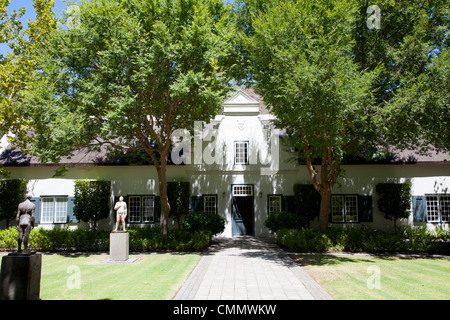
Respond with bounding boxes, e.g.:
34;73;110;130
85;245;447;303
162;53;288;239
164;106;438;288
0;253;42;300
110;231;129;261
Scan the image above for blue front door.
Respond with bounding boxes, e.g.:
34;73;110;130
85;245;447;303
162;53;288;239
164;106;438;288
232;194;254;236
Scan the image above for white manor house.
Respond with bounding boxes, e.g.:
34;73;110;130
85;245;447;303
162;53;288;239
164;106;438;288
1;88;449;237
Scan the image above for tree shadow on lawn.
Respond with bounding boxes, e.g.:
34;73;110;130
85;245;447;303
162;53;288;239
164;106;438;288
290;254;373;266
42;252;108;258
290;253;450;267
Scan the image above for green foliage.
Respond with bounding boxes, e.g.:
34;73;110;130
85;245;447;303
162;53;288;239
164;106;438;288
0;226;211;252
23;0;238;234
293;184;320;225
401;226;450;254
353;0;449;152
0;226;18;249
167;181;190;225
73;179;111;231
0;179;27;226
277;228;331;253
384;48;450;152
376;182;411;232
0;0;57;146
180;211;225;236
242;0;380;232
128;227;211;251
264;211;306;234
244;0;379;158
0;227;109;252
276;226;450;255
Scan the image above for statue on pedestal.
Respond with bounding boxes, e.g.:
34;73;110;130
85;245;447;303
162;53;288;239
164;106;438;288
114;196;127;232
16;194;35;253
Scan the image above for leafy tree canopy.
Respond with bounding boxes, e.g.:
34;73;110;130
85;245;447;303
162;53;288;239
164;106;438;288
0;0;57;144
23;0;239;234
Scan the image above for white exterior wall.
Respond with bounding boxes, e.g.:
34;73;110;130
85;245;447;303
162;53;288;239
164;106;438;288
5;162;449;235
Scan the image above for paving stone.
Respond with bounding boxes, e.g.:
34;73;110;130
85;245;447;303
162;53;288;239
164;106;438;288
173;237;333;300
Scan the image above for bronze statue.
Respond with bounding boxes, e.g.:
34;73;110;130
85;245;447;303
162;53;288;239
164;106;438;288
16;194;35;253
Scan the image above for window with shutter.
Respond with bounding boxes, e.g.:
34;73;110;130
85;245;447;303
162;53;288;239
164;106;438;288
329;195;365;223
234;141;249;165
267;195;282;215
126;195;155;223
423;194;450;223
203;195;218;214
40;196;68;223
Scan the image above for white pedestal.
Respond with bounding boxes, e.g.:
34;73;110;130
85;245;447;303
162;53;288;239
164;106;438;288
110;231;129;261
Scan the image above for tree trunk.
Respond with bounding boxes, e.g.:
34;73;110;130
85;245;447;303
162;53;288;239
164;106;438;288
158;161;171;235
318;190;332;233
304;142;339;233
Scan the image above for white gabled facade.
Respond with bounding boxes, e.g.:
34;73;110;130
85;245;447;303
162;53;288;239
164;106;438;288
1;89;450;236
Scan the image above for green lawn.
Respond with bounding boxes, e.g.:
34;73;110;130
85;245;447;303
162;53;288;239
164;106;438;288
293;254;450;300
34;254;200;300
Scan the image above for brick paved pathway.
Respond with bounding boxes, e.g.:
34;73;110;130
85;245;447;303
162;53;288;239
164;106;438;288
174;237;332;300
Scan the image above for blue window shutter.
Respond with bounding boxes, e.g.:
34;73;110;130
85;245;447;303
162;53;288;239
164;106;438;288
30;197;41;224
155;196;160;222
328;200;332;222
413;196;427;222
358;196;373;222
67;197;78;223
190;196;203;212
282;196;295;214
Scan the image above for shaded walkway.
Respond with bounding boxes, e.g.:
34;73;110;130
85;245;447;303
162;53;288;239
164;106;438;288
174;236;332;300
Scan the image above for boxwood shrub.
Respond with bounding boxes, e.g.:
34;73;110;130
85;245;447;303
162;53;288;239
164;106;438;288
0;226;211;252
277;228;330;252
264;211;306;234
180;211;225;236
276;226;450;255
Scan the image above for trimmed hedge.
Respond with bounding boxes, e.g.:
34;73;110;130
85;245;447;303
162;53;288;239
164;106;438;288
264;211;306;234
128;227;211;251
0;227;211;252
180;211;225;236
277;228;330;252
277;226;450;255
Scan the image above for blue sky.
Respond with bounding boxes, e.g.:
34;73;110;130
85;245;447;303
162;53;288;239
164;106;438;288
1;0;76;56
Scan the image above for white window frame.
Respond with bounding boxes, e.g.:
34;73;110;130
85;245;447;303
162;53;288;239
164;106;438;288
41;196;68;224
331;195;358;223
232;185;253;197
268;195;282;215
142;196;155;222
426;194;450;223
203;195;218;214
234;141;249;165
128;195;155;223
331;196;345;222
